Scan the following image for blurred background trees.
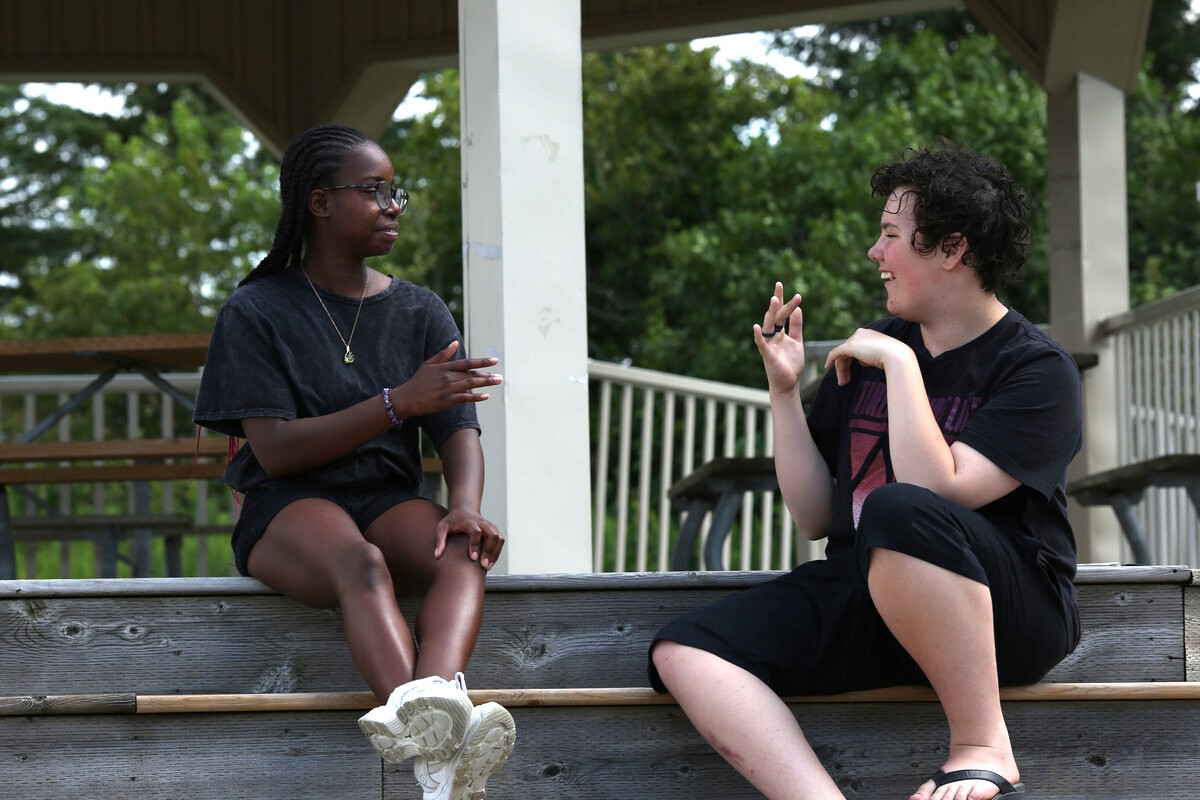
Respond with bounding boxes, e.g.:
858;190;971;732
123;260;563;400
0;2;1196;388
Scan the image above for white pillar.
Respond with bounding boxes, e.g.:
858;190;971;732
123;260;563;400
458;0;593;573
1047;72;1130;563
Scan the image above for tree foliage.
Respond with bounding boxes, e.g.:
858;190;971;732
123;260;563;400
0;84;276;337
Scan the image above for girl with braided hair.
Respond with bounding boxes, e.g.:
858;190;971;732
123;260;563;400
194;124;515;800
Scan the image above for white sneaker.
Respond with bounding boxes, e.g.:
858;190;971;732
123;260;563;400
358;673;473;763
413;702;516;800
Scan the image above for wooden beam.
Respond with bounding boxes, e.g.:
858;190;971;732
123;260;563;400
0;437;227;463
5;683;1200;717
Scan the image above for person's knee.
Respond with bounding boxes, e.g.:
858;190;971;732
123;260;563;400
857;483;937;549
336;539;394;592
650;640;691;689
859;482;930;527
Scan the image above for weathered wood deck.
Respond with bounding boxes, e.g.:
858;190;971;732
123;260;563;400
0;565;1196;799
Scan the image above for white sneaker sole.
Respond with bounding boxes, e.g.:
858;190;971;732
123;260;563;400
359;691;473;763
449;703;517;800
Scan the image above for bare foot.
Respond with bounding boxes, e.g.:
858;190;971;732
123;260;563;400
909;744;1020;800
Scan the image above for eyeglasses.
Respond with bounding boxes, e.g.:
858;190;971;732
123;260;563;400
317;180;409;214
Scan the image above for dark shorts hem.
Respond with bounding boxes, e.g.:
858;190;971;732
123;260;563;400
231;480;424;576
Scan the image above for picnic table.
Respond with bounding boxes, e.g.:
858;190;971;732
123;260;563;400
0;334;214;579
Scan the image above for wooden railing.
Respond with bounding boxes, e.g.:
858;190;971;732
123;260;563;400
5;283;1199;579
1098;285;1200;565
587;342;838;573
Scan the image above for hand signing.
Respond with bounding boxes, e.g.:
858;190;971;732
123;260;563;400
753;281;808;395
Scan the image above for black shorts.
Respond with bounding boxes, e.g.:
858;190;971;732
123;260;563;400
648;482;1079;696
231;480;424;576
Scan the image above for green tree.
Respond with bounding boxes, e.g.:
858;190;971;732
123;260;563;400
581;44;787;365
1126;70;1200;304
0;85;115;318
636;28;1049;387
7;87;276;336
378;70;469;319
773;4;1200;311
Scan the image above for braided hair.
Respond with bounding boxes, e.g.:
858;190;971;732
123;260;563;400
240;124;374;285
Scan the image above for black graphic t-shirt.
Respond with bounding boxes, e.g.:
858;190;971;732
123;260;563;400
806;310;1082;588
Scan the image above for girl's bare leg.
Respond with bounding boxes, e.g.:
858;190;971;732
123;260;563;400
364;498;487;681
247;498;419;701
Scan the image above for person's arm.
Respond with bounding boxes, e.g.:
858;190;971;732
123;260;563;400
754;283;834;540
434;428;505;570
243;340;502;477
825;328;1018;509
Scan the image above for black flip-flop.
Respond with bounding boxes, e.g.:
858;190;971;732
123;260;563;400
932;768;1026;798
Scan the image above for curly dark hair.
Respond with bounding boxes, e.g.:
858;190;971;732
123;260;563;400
869;143;1029;292
239;124;375;286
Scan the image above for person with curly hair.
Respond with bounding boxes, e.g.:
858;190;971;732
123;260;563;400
649;143;1082;800
194;123;515;800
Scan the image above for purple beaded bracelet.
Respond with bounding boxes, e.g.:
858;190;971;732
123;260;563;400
381;387;403;427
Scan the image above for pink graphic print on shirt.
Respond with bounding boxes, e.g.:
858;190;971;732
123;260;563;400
849;379;983;527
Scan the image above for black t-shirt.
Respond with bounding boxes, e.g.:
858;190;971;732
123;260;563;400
193;268;480;494
807;309;1083;585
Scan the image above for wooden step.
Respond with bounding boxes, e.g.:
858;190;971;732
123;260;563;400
0;564;1195;799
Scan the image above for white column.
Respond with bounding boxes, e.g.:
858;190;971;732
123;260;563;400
1047;73;1130;563
458;0;593;573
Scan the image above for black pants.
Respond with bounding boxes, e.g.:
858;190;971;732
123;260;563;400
648;483;1079;695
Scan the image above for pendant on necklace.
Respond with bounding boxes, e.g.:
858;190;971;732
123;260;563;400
344;349;356;365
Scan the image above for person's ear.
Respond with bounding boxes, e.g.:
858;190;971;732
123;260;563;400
308;188;333;219
941;233;968;270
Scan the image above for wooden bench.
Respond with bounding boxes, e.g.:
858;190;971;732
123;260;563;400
0;437;229;480
0;436;230;579
1068;453;1200;564
11;513;195;576
0;564;1195;798
667;456;776;570
0;439;448;579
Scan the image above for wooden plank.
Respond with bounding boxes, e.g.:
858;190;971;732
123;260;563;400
1068;453;1200;498
0;576;276;598
1187;578;1200;681
137;691;377;714
1071;563;1193;583
1044;582;1185;682
0;436;228;463
4;698;1199;800
0;333;210;374
0;564;1190;600
666;456;775;501
0;712;379;800
0;593;364;695
454;700;1200;800
0;692;136;715
0;682;1189;717
12;514;193;535
0;580;1186;696
0;461;227;483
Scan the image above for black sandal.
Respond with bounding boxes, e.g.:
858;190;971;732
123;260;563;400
932;768;1026;798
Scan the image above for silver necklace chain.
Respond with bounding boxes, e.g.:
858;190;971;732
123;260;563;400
303;268;369;365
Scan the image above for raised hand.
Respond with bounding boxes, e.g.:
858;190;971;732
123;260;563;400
753;282;808;396
392;340;503;417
